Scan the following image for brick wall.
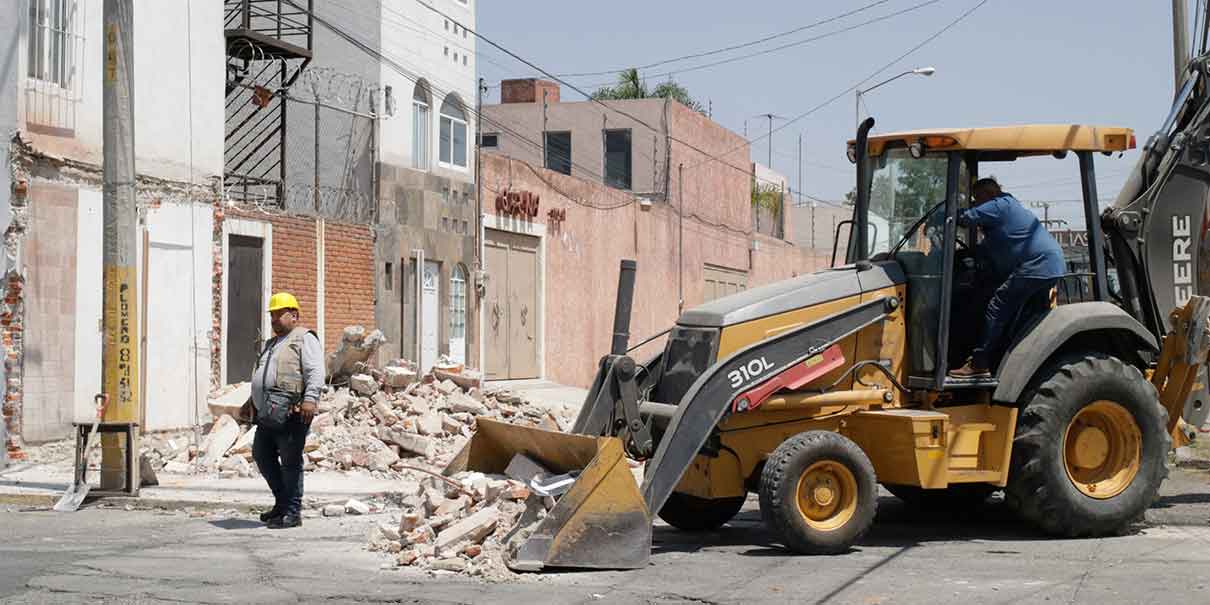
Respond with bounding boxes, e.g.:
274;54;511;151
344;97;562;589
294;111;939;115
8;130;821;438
212;207;376;386
323;222;375;351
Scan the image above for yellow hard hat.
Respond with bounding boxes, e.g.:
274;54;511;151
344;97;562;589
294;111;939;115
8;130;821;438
267;292;300;312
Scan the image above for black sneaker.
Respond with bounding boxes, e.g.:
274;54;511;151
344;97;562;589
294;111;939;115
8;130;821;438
259;507;283;523
267;514;302;529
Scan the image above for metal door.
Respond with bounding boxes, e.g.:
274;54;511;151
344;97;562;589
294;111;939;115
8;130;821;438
421;260;440;373
484;235;510;379
507;235;539;379
226;235;263;383
484;229;540;379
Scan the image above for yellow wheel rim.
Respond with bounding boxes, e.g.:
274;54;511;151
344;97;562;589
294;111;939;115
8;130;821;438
1063;400;1142;499
796;460;858;531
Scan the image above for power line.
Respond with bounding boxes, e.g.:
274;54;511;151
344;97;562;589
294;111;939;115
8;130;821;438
555;0;897;78
411;0;843;194
576;0;947;90
286;0;642;210
684;0;993;173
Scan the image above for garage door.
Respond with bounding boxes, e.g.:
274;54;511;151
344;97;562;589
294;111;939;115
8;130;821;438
484;229;540;380
703;264;748;302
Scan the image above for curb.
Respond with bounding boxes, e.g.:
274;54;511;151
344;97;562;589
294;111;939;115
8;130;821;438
0;489;399;514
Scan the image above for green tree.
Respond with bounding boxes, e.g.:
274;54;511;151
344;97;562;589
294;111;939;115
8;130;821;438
590;69;704;112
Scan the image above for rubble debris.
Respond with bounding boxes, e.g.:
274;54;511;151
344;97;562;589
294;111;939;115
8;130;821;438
138;453;159;487
431;557;467;572
208;382;251;419
229;426;257;456
200;415;240;467
432;367;484;392
327;326;387;381
345;498;371;515
323;504;346;517
504;453;549;483
384;366;418;388
434;506;499;557
350;374;379;396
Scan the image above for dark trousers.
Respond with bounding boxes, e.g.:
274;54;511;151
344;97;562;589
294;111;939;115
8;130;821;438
973;273;1057;369
252;419;309;516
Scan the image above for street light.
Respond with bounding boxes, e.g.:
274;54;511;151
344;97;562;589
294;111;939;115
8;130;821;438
856;66;937;126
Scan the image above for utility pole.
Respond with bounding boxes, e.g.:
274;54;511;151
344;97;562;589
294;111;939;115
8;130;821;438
754;113;782;168
475;77;485;267
101;0;139;490
678;164;684;313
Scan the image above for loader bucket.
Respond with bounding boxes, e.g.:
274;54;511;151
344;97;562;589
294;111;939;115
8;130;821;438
443;417;652;571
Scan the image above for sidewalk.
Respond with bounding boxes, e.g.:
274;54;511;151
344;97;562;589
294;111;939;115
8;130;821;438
0;461;405;512
0;379;591;512
487;379;588;415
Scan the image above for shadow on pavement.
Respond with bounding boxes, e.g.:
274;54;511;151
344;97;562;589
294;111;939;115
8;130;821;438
1153;491;1210;506
208;518;263;530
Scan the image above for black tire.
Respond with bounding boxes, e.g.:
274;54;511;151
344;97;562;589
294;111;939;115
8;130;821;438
759;431;877;554
1006;353;1170;537
884;483;997;510
657;492;746;531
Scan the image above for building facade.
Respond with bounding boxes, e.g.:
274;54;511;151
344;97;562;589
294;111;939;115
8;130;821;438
480;82;821;386
220;0;479;386
3;1;223;448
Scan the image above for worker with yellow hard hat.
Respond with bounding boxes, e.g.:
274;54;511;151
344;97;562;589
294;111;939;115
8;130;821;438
245;291;324;529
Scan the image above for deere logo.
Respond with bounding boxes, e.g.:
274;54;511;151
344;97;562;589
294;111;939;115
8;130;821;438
1174;215;1193;307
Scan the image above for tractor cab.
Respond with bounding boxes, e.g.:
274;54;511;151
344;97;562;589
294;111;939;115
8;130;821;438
844;121;1136;389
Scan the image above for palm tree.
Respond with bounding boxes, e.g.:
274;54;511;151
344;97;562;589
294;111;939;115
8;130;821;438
590;69;703;112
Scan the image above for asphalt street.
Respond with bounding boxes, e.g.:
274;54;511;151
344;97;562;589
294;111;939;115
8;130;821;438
1;468;1208;604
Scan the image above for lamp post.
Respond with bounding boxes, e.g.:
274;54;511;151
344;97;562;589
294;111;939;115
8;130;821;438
856;66;936;126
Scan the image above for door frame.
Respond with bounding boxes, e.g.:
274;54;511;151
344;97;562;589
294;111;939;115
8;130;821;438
221;218;273;386
481;215;546;380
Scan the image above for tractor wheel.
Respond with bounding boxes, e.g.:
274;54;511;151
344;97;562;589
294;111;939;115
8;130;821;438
1006;354;1169;537
884;483;997;510
658;492;746;531
759;431;877;554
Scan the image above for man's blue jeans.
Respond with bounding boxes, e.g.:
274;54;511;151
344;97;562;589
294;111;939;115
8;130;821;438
252;418;309;516
973;273;1057;370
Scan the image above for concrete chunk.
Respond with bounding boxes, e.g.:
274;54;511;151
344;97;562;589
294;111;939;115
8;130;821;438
384;366;418;388
207;382;251;419
401;394;431;415
379;522;401;541
345;498;371;515
431;557;466;572
371;400;398;426
416;413;443;436
444;392;487;415
326;326;386;380
434;495;470;517
435;506;499;557
436;379;459;395
228;426;257;456
504;453;549;483
350;373;379;396
382;428;435;458
200;415;241;467
323;504;346;517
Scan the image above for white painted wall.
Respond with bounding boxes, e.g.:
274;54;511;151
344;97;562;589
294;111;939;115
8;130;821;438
378;0;476;182
17;0;224;182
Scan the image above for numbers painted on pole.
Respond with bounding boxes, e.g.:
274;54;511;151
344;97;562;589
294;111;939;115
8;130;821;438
728;356;774;389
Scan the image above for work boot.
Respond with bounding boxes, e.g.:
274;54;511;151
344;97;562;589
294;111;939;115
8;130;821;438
267;514;302;529
949;359;991;379
259;507;283;523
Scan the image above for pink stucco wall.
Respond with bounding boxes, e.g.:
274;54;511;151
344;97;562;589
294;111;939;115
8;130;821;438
483;153;832;389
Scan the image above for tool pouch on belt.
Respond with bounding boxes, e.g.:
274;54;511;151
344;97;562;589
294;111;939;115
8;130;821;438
256;388;298;431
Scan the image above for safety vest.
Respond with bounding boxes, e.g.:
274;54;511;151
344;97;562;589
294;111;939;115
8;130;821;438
273;326;318;395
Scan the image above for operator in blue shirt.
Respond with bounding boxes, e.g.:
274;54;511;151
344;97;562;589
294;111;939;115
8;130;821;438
949;178;1066;379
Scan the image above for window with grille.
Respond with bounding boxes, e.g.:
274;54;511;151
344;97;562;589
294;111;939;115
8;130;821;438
604;129;632;190
544;131;572;175
25;0;84;132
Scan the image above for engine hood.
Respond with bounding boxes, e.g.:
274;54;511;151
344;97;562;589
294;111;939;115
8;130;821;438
678;264;902;328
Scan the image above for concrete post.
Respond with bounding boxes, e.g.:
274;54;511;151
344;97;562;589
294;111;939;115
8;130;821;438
101;0;140;490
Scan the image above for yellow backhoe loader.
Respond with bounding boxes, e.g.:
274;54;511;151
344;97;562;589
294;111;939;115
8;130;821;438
446;15;1210;572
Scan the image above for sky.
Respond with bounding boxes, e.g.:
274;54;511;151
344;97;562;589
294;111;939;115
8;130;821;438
476;0;1182;227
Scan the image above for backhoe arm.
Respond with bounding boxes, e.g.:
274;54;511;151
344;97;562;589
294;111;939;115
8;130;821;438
1151;296;1210;446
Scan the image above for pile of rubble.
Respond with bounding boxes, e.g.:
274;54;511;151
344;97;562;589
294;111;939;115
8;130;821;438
159;326;575;481
368;453;569;577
